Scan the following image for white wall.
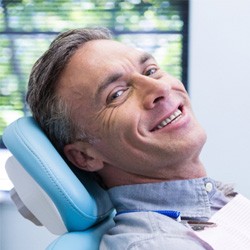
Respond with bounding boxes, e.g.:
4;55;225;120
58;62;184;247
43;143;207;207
189;0;250;198
0;201;56;250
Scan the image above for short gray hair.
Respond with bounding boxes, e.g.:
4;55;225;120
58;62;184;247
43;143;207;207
26;27;112;151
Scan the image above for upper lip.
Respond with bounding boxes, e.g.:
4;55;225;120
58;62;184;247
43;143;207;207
150;105;183;132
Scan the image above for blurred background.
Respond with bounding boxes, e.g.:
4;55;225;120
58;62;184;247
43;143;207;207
0;0;250;249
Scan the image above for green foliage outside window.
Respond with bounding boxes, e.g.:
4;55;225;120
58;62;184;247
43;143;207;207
0;0;188;143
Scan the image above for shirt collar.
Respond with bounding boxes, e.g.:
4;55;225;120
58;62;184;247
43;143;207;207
108;177;221;219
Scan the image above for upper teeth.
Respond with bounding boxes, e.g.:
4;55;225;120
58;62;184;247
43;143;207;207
156;109;182;130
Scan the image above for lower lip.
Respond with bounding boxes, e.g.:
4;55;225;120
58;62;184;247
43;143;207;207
153;107;190;133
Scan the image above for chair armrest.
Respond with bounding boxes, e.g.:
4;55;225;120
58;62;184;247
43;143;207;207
47;215;115;250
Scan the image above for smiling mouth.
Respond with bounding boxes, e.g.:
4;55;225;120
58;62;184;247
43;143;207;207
151;107;183;132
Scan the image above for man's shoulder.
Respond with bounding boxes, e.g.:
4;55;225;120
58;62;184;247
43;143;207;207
100;212;211;250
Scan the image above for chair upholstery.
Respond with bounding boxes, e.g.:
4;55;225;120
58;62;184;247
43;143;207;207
3;116;114;249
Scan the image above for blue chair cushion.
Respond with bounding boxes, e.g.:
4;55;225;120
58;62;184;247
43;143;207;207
3;117;114;232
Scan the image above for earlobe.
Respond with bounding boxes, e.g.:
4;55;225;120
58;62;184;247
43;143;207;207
63;144;87;169
85;157;104;172
63;142;104;172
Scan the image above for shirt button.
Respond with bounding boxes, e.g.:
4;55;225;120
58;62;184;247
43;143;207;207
205;182;213;193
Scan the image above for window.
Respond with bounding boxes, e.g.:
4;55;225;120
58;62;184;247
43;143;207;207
0;0;189;145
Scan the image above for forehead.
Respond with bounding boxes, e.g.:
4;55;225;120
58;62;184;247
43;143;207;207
85;39;139;56
57;39;151;108
59;39;149;88
77;39;144;69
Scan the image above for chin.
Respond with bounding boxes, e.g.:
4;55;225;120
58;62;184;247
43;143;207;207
189;127;207;157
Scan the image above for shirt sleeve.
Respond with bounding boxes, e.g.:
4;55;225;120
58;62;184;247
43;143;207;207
100;212;213;250
128;233;213;250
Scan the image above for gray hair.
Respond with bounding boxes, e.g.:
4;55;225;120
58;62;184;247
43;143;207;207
26;27;112;151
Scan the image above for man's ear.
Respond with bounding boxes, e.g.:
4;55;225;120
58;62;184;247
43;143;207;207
63;141;104;172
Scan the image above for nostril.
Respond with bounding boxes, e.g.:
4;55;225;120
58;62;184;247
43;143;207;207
153;96;164;103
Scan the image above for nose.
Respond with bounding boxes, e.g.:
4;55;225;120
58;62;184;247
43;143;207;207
133;75;171;110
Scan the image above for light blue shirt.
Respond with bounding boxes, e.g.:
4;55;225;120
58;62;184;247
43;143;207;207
100;177;236;249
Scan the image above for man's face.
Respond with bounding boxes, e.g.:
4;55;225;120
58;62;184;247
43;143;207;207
59;39;206;179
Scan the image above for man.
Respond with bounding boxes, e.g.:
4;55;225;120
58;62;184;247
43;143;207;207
27;28;235;249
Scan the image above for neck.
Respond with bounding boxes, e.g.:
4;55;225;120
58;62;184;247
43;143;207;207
98;158;207;189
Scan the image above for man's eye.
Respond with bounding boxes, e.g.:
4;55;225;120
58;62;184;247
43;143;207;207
145;67;157;76
112;90;124;99
107;89;125;103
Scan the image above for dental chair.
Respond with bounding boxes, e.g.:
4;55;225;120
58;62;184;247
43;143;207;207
2;116;115;250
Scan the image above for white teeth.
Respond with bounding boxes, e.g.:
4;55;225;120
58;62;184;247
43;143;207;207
170;114;175;120
161;120;167;126
156;109;182;130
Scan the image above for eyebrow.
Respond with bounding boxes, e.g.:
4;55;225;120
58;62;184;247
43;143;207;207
139;52;154;65
96;72;123;99
96;52;154;99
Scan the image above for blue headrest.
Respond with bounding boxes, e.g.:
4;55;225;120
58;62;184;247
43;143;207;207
3;117;113;232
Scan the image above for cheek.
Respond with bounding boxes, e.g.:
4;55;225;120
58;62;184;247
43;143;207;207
90;106;136;141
